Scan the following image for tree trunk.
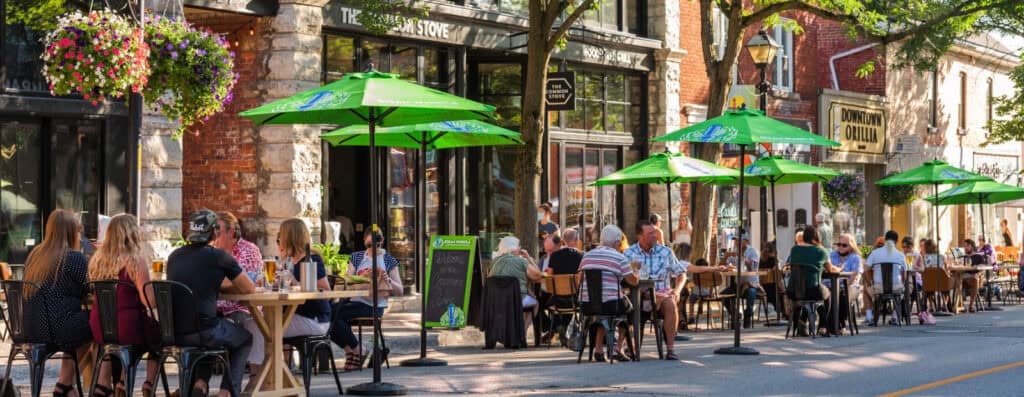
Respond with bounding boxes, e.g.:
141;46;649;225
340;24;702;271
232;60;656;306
514;21;552;256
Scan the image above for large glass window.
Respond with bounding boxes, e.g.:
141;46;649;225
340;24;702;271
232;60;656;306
475;146;518;259
478;63;522;129
584;0;621;31
0;120;42;263
558;69;642;134
563;146;619;249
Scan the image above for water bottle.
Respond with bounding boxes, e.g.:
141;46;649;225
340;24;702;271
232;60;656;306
300;244;317;292
447;304;457;329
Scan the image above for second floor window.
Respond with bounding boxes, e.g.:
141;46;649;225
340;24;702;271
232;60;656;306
771;21;794;92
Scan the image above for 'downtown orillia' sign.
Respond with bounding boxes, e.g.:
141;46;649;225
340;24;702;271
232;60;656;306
828;102;886;155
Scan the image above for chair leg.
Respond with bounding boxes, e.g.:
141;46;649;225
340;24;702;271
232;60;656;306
158;355;171;397
323;343;344;395
604;321;615;365
807;304;817;340
655;320;665;360
90;351;106;397
376;325;390;369
356;324;364;371
28;350;45;397
2;347;16;397
299;344;312;397
116;349;137;397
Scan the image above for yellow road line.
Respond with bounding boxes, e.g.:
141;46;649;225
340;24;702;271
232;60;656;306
879;361;1024;397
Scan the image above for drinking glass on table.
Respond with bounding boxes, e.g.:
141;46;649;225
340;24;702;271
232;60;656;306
264;258;277;289
151;259;165;273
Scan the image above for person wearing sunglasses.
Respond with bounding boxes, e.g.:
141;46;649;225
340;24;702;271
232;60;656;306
827;234;861;334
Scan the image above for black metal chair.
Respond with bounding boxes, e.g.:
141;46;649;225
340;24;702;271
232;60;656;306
637;286;664;360
143;280;233;397
576;269;633;364
351;317;390;369
542;274;579;348
283;306;344;395
0;280;84;397
872;263;904;327
88;280;170;397
785;265;825;339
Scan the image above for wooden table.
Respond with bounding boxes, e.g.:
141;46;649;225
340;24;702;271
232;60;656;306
221;290;364;397
946;266;991;313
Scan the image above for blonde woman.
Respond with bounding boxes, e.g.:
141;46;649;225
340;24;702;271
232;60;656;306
23;209;91;397
245;219;331;375
87;214;160;397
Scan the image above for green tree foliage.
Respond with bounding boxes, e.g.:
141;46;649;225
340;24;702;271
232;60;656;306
986;54;1024;146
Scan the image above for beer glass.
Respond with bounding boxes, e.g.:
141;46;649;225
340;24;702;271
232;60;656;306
152;259;165;273
264;258;277;287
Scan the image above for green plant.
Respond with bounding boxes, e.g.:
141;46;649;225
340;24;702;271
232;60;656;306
823;174;866;210
859;244;873;259
142;16;237;139
880;174;917;206
314;243;349;275
171;233;187;248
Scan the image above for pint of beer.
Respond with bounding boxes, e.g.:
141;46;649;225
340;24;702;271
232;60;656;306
152;259;165;273
264;258;277;285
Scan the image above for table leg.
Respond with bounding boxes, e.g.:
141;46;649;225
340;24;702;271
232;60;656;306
831;277;839;337
632;287;641;362
244;304;304;397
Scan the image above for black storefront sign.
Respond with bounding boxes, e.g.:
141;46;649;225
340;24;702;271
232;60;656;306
545;72;575;111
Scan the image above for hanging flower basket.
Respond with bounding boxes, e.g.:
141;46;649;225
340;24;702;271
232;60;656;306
143;16;238;138
823;174;865;210
880;174;917;206
41;9;150;105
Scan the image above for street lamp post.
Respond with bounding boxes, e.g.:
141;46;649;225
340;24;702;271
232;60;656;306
747;30;779;250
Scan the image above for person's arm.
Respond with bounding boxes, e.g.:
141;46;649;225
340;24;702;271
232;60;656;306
386;266;403;296
133;259;155;308
622;271;639;286
672;273;686;297
224;272;256;294
525;260;544;282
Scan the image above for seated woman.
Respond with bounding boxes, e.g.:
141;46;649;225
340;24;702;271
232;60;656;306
758;241;786;319
785;226;832;336
488;236;544;332
249;219;332;374
330;229;403;371
920;239;949;312
23;209;93;397
88;214;161;397
962;239;983;312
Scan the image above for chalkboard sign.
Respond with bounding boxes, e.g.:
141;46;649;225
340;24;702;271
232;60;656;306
423;235;478;328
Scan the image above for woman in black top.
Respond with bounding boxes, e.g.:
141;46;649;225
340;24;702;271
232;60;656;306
758;241;785;315
23;209;92;397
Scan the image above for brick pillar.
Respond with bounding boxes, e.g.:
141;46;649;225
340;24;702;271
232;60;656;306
254;0;329;253
647;0;687;241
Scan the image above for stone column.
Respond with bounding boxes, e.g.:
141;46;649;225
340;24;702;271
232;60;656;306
140;115;183;258
254;0;329;253
647;0;687;236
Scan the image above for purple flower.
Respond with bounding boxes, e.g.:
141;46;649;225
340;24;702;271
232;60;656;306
171;51;178;58
166;43;173;50
179;42;187;49
196;49;206;56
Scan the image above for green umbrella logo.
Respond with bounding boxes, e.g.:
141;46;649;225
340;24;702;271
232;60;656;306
940;169;968;180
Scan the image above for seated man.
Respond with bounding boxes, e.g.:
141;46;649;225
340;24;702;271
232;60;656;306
624;221;686;359
720;235;762;329
167;210;255;397
865;230;909;325
578;225;637;362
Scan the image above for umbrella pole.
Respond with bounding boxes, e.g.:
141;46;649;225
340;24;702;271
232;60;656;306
932;183;952;317
349;110;408;396
764;179;787;327
981;196;1001;311
667;182;674;243
402;135;448;367
715;144;759;355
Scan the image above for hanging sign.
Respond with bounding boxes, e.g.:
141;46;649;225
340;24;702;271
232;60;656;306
545;72;576;111
828;102;886;155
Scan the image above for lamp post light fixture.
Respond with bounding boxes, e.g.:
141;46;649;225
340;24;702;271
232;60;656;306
746;29;780;248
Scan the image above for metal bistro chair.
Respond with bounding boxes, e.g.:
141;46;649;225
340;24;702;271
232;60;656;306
637;282;665;360
542;274;579;348
694;272;734;330
89;280;171;397
283;302;344;395
576;269;633;365
872;263;905;327
0;280;85;397
143;280;233;397
785;264;825;339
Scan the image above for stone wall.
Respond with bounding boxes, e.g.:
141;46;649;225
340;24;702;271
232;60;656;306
140;114;183;258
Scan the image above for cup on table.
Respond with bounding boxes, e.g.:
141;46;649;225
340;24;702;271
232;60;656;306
151;259;165;273
264;258;278;289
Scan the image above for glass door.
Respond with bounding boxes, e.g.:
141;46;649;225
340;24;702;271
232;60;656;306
563;145;620;249
0;120;42;263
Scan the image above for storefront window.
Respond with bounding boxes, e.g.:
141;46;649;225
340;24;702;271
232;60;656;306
563;147;619;248
52;119;102;237
547;143;560;224
478;63;522;129
387;148;439;284
0;120;42;263
324;36;356;82
585;0;620;31
717;185;740;250
559;69;642;134
468;0;527;17
475;147;518;258
825;165;866;246
391;46;418;81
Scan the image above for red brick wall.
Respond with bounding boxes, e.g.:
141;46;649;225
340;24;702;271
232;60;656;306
678;0;711;110
181;13;269;229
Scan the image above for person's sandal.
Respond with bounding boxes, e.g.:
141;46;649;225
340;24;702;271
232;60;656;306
344;350;368;371
665;350;679;360
593;351;606;362
92;384;114;397
54;383;77;397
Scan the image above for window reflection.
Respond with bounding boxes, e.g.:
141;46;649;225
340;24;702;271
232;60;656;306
0;121;41;263
52;120;101;239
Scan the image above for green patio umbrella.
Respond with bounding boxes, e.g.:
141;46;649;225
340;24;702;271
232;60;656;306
592;152;739;242
875;160;989;316
321;119;523;148
924;180;1024;310
654;109;838;356
241;71;495;395
321;119;521;368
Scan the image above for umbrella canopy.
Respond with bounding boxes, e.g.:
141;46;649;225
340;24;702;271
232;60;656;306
923;180;1024;206
592;152;739;186
652;109;839;147
321;120;523;149
709;156;841;186
875;160;990;186
240;71;495;126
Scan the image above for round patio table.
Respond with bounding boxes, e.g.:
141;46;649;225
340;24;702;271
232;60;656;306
222;290;365;397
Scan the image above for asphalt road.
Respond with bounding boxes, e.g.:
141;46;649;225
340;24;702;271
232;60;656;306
6;305;1024;396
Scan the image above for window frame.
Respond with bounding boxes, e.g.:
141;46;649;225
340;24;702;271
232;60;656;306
554;67;642;135
771;21;795;92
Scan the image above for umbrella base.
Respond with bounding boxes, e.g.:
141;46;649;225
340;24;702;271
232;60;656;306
348;382;408;396
714;346;760;355
399;357;448;367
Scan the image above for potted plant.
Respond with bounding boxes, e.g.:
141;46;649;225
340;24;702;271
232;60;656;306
143;16;238;138
41;9;150;105
880;174;917;206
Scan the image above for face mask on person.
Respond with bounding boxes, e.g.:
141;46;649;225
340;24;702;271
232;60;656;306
537;213;545;221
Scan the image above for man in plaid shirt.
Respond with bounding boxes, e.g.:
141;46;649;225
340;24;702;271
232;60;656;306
212;212;265;374
623;221;686;360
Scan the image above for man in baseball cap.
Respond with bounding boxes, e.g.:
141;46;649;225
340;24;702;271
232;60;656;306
187;209;219;243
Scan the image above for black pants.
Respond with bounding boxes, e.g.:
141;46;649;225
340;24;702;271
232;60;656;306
195;318;253;395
